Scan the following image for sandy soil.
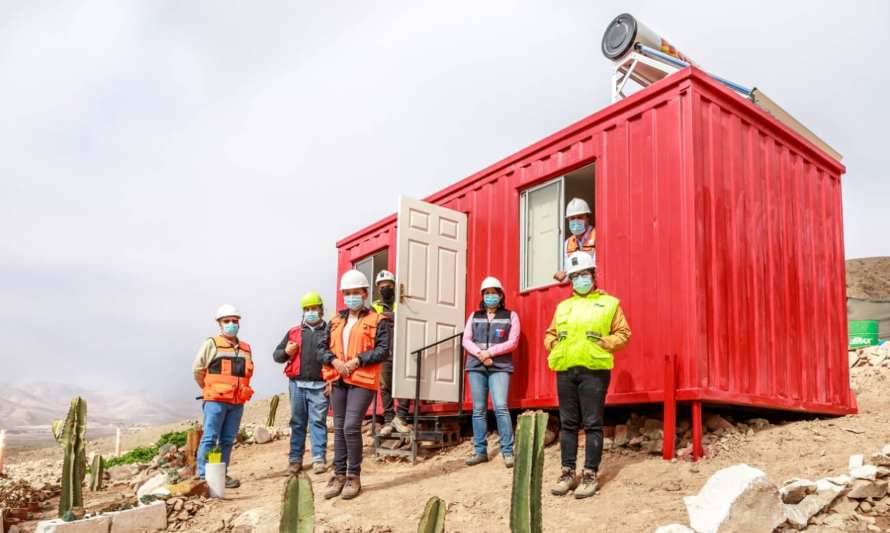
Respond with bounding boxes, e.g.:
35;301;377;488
847;257;890;300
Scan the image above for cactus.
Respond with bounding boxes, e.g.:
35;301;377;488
89;454;104;491
56;397;87;517
278;472;314;533
267;395;280;427
417;496;446;533
510;411;548;533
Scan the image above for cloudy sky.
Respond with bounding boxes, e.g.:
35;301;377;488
2;1;888;404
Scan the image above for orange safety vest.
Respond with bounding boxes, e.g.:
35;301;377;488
567;228;596;254
203;335;255;404
322;311;382;391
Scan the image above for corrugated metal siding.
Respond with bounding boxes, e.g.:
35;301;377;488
692;81;851;413
334;68;854;415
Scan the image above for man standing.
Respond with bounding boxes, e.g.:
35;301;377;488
554;198;596;282
545;252;630;499
273;292;330;475
193;304;254;488
373;270;412;436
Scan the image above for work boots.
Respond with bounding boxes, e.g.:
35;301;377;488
287;462;302;475
341;475;362;500
574;469;599;499
312;461;327;475
550;467;579;496
465;454;489;466
324;475;346;499
391;416;412;434
379;423;395;437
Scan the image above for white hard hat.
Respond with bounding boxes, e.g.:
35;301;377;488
480;276;503;292
340;269;370;291
565;198;592;218
375;270;396;285
215;304;241;320
565;252;596;277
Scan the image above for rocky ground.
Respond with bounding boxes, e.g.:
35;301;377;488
3;344;890;532
847;257;890;300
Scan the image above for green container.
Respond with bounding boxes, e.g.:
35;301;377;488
849;320;879;349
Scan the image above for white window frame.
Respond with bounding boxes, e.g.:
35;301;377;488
519;176;565;292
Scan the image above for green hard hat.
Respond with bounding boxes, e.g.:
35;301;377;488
300;291;323;309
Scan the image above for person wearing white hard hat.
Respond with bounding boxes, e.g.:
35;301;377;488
554;198;596;282
371;270;412;437
545;252;631;499
320;269;393;500
461;276;521;468
192;304;255;488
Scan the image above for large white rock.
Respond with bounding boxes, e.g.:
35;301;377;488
135;473;170;502
655;525;696;533
850;464;878;481
849;454;864;469
253;426;274;445
35;516;112;533
108;502;167;532
782;480;844;530
683;464;785;533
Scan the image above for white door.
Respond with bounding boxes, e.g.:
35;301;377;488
392;196;467;402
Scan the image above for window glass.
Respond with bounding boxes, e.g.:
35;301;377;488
522;180;562;289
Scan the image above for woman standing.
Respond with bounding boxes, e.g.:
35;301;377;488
461;276;520;468
320;270;392;500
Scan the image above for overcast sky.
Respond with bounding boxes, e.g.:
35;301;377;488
2;1;888;402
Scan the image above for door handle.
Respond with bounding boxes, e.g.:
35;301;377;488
399;283;412;303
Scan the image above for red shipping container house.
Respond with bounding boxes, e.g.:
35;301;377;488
336;67;855;460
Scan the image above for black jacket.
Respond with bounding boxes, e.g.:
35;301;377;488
272;321;329;382
320;308;393;367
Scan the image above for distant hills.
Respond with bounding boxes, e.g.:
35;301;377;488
847;257;890;301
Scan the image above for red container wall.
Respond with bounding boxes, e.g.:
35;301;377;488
689;80;852;414
335;68;854;415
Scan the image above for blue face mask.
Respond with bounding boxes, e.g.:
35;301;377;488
572;274;594;295
483;293;501;308
304;310;320;324
569;219;587;236
344;294;364;311
222;322;239;336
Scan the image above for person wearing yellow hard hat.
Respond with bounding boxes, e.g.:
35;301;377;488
320;269;393;500
554;198;596;282
372;270;412;437
545;252;630;499
273;291;330;476
192;304;255;489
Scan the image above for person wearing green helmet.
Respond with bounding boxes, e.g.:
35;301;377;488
273;291;330;475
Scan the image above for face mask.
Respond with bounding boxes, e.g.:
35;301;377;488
222;322;239;336
572;274;594;295
344;294;364;311
483;293;501;308
379;286;395;303
304;310;320;324
569;219;587;236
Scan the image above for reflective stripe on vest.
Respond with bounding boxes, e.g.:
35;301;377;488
203;336;255;404
470;310;512;350
547;292;619;372
566;229;596;253
322;311;382;390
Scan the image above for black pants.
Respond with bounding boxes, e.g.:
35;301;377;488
331;381;375;476
557;367;611;472
380;358;410;422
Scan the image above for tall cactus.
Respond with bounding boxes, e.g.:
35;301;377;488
267;395;280;427
278;472;314;533
510;411;548;533
54;397;87;517
89;455;104;491
417;496;446;533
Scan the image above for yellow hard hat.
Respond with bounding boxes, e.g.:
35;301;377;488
300;291;323;309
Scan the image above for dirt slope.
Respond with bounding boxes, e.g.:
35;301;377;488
847;257;890;300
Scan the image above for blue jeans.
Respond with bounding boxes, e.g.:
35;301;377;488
468;371;513;457
288;381;329;464
197;401;244;478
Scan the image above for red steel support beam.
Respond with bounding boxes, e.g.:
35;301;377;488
691;400;704;461
662;353;677;460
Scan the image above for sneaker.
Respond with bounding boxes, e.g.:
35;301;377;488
391;416;412;434
379;423;395;437
574;469;599;499
503;455;515;469
287;462;302;475
341;475;362;500
312;462;327;475
324;474;346;500
225;476;241;489
550;467;579;496
465;454;489;466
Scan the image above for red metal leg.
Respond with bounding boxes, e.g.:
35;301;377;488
662;353;677;460
692;400;704;461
